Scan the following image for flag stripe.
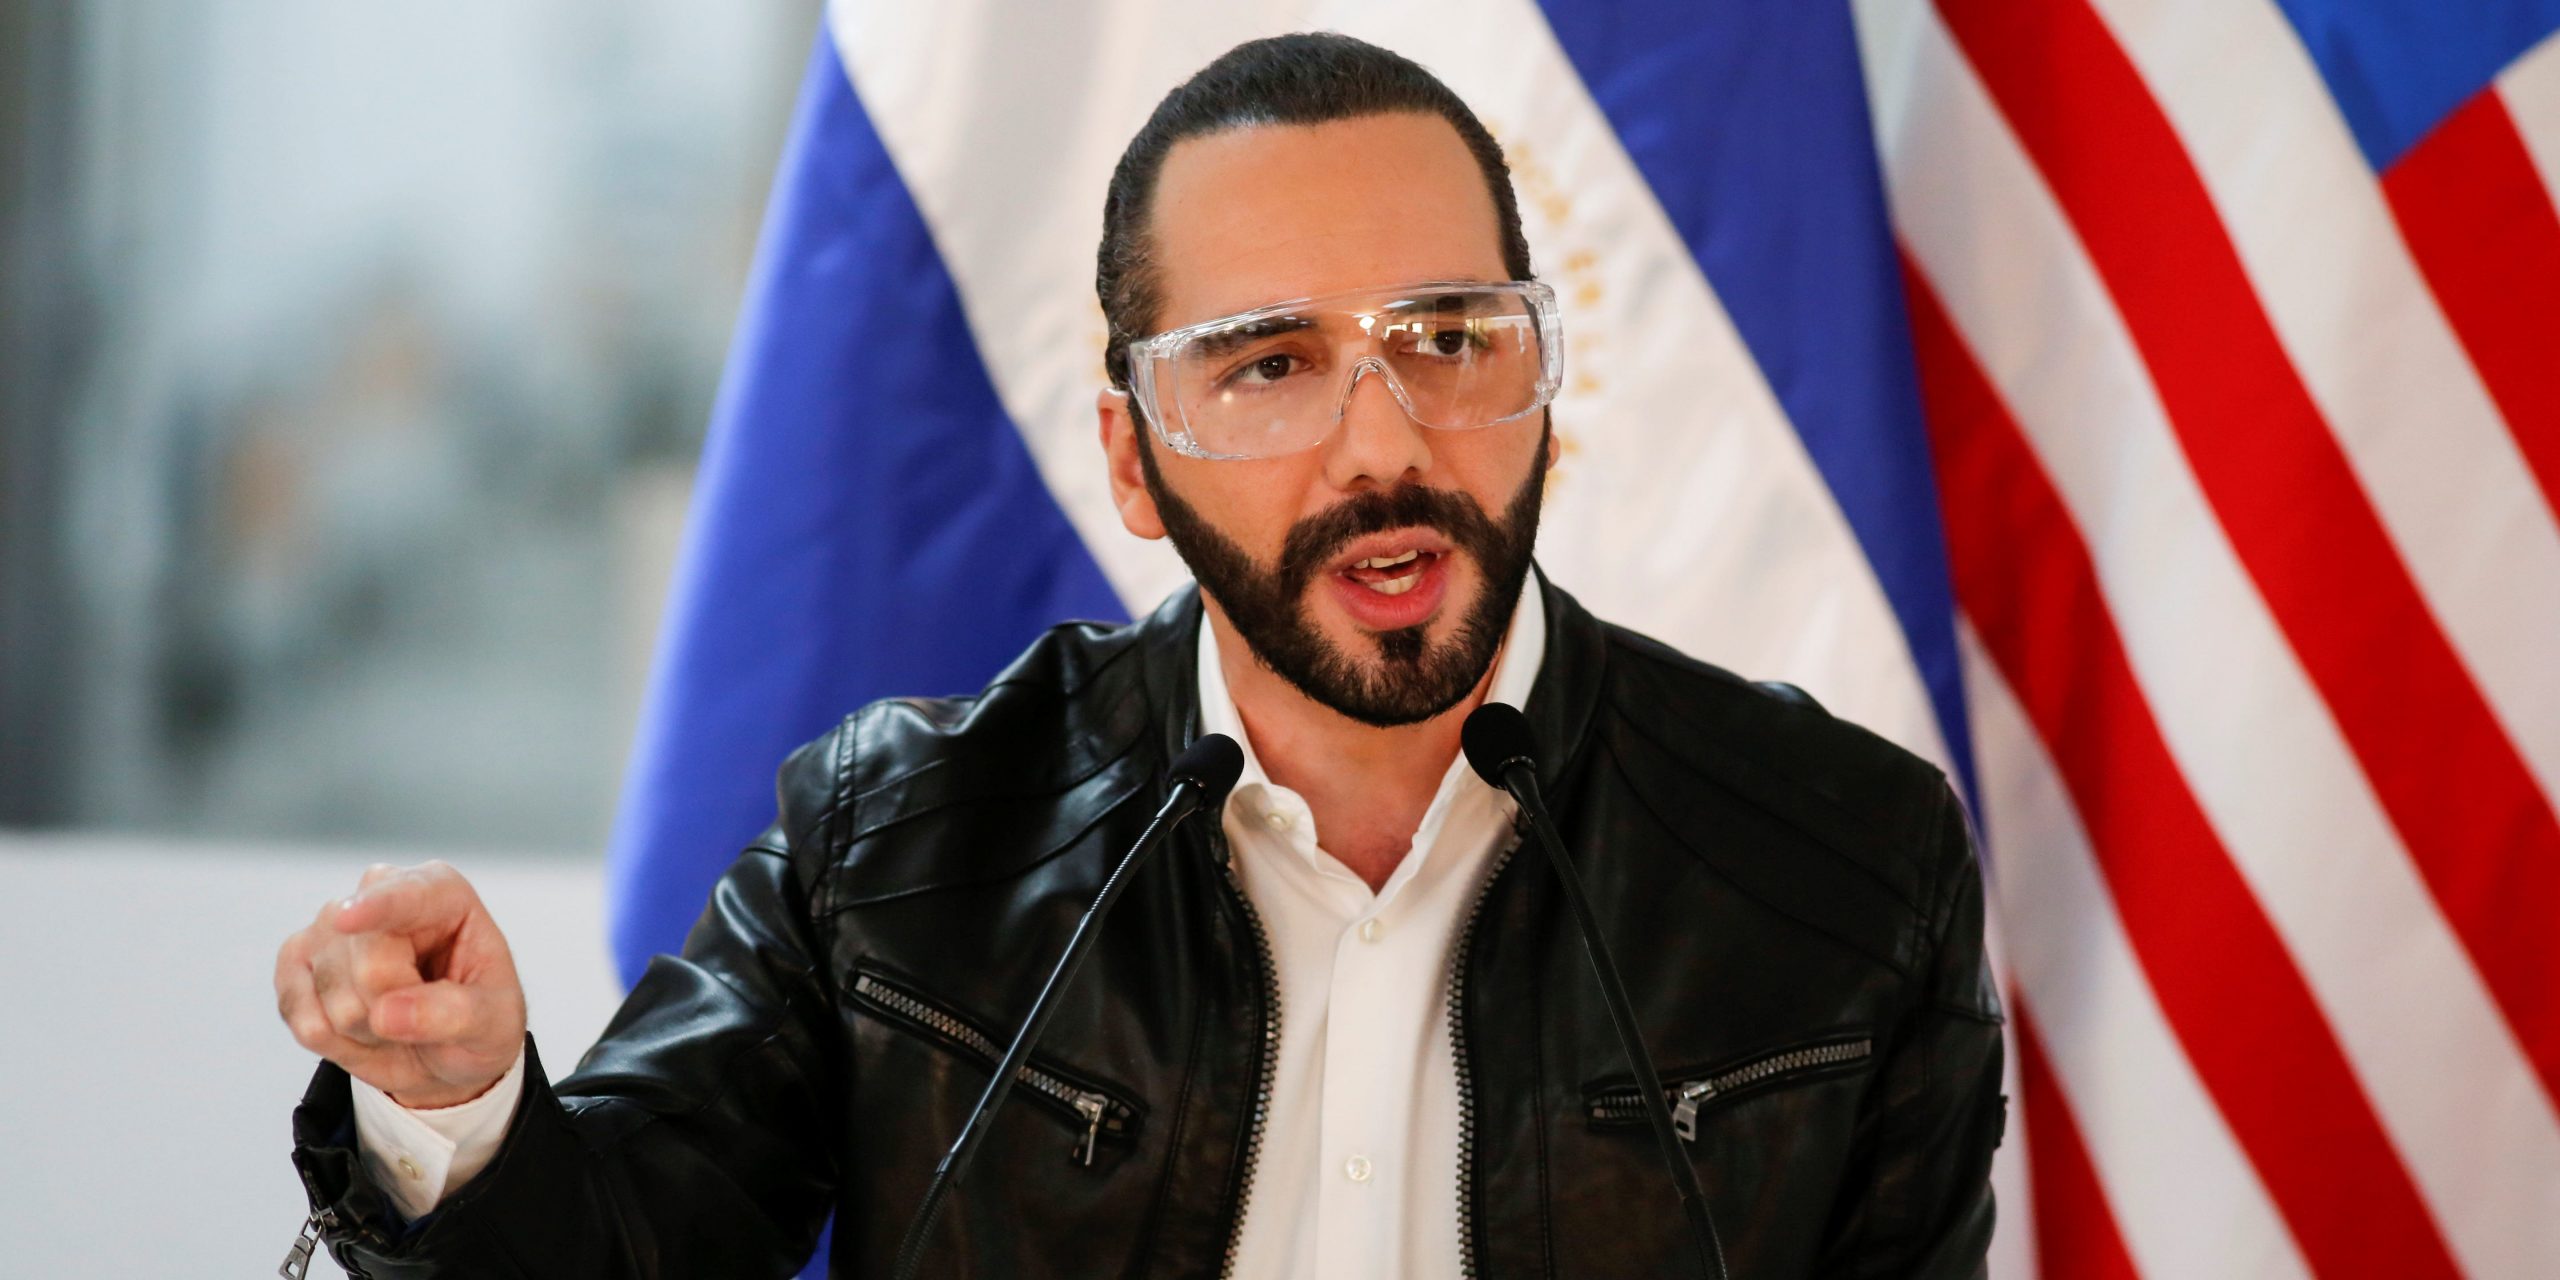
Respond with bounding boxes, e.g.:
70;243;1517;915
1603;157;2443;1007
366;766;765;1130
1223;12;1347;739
2263;0;2560;169
2385;87;2560;525
1903;259;2460;1276
1939;0;2560;1121
1874;6;2560;1266
1531;0;1976;793
2011;1011;2140;1280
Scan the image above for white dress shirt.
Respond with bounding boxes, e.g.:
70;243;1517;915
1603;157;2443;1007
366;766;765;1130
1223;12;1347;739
1207;583;1543;1279
356;583;1547;1278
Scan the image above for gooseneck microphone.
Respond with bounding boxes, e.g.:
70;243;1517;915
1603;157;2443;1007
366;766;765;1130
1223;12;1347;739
889;734;1244;1280
1462;703;1729;1280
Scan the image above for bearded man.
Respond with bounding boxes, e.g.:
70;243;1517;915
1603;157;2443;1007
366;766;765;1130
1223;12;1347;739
276;32;2005;1278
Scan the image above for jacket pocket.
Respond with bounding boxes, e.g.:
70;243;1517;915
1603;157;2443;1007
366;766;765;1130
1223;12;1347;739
848;966;1143;1166
1584;1033;1875;1142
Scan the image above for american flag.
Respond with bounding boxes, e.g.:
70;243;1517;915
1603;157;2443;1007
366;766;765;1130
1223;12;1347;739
1867;2;2560;1274
612;2;2560;1274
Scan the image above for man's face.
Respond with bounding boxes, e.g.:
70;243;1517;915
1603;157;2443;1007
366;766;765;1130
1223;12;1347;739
1101;112;1552;727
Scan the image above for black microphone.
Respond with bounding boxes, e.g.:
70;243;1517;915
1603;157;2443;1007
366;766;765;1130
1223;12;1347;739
1462;703;1728;1280
890;734;1244;1280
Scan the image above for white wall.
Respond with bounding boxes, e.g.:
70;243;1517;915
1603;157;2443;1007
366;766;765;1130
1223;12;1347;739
0;833;624;1276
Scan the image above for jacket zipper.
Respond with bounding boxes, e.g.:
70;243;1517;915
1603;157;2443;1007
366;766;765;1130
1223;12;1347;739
1214;831;1284;1280
278;1206;334;1279
1586;1038;1876;1140
282;1159;396;1278
850;970;1138;1165
1446;829;1525;1280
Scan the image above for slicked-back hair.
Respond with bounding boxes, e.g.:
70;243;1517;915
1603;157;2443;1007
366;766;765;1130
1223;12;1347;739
1095;32;1536;392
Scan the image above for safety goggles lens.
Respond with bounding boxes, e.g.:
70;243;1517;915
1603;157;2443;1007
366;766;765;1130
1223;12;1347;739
1133;282;1559;460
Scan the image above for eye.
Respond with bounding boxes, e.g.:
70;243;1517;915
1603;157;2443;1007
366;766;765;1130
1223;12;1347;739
1410;324;1487;359
1228;353;1303;387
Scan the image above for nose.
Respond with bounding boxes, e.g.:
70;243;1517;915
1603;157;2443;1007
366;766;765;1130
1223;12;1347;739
1322;359;1432;492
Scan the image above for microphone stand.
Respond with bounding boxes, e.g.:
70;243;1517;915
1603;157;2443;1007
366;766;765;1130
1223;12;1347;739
1467;705;1728;1280
888;735;1240;1280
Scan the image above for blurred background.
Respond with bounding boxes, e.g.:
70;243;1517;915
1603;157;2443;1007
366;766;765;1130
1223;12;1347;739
0;1;815;848
0;3;814;1272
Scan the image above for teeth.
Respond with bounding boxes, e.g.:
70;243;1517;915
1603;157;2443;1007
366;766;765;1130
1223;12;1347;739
1355;550;1421;569
1349;548;1427;597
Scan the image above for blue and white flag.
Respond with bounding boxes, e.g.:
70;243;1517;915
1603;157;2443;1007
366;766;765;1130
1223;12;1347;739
610;2;2560;1274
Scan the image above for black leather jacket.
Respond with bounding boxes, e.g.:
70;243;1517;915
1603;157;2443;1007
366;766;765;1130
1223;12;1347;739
291;575;2005;1277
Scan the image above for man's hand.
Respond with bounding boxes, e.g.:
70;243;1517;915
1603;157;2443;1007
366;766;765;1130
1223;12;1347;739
275;860;528;1110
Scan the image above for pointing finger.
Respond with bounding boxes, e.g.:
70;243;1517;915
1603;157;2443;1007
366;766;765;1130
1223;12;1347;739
332;862;473;940
319;863;402;932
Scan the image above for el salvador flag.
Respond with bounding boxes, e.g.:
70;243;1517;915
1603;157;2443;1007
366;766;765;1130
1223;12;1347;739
607;3;1973;1274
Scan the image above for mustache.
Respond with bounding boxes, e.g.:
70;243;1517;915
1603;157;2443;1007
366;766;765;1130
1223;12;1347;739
1272;484;1506;594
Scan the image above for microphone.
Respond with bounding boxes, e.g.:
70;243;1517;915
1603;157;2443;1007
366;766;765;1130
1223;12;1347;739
890;734;1243;1280
1462;703;1729;1280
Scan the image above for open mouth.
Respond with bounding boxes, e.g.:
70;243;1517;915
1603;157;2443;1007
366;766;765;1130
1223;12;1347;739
1341;547;1440;597
1323;533;1455;632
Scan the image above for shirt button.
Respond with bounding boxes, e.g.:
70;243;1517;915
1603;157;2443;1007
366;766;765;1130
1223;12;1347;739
1264;810;1294;832
1358;918;1383;943
396;1155;422;1181
1344;1154;1374;1183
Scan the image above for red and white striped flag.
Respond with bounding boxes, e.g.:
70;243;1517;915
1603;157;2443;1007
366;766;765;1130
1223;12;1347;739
1859;2;2560;1274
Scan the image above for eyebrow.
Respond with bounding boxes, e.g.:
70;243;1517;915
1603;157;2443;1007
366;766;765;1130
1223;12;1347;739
1383;290;1488;315
1186;314;1317;358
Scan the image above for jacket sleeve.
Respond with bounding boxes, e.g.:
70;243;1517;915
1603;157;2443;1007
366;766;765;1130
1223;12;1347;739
289;721;856;1279
1816;776;2009;1279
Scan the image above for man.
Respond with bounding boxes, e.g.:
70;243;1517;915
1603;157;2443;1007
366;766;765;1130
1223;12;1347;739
277;32;2004;1278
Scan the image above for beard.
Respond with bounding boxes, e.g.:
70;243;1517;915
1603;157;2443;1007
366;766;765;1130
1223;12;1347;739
1140;427;1548;728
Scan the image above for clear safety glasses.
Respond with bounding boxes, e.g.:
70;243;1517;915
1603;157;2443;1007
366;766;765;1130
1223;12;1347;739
1124;279;1563;460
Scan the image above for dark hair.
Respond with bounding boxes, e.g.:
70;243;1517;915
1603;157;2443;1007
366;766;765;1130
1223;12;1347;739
1096;32;1535;390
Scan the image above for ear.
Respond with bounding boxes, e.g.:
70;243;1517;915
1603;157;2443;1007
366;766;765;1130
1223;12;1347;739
1099;388;1168;540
